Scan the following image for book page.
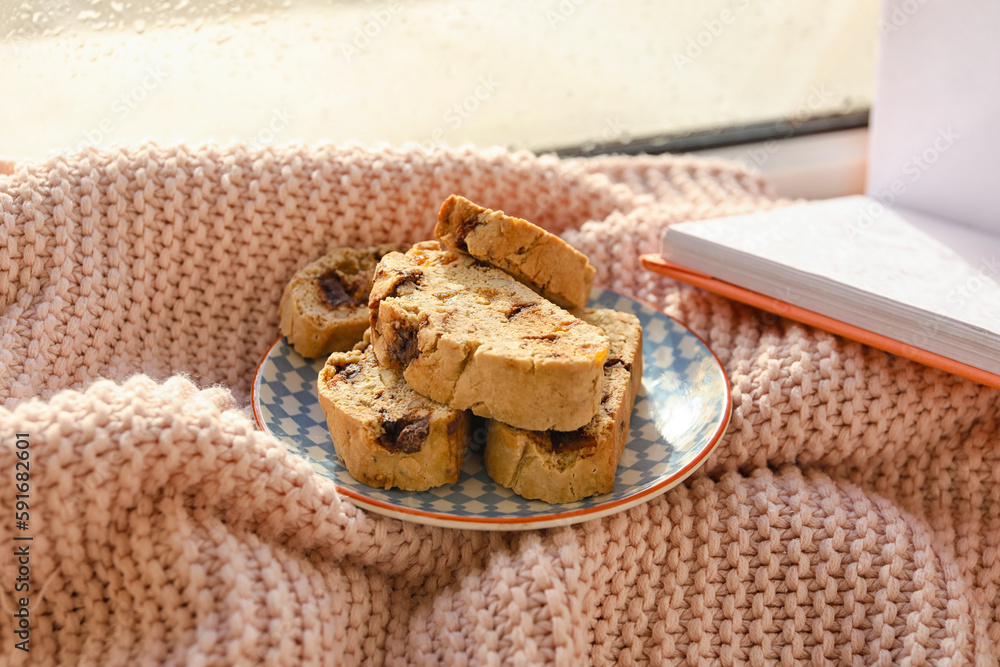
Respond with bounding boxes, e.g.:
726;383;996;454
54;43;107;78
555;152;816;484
662;196;1000;371
867;0;1000;234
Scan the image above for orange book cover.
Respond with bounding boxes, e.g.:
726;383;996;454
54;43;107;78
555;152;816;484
641;253;1000;391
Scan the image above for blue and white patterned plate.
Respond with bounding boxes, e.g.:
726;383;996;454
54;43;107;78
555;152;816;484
252;288;731;530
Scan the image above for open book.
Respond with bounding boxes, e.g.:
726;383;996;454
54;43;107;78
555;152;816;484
643;0;1000;389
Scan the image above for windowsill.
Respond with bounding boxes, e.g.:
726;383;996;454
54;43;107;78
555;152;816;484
1;127;869;204
692;127;869;201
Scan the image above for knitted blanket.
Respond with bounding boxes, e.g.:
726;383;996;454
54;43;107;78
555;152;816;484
0;144;997;666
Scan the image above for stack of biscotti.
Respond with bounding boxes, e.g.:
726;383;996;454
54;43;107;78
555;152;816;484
304;196;642;501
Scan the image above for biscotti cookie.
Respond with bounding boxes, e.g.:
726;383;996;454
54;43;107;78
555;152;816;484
435;195;596;309
369;242;609;432
279;244;409;358
484;309;643;503
317;339;470;491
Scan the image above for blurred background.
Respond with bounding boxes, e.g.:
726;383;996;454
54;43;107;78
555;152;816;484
2;0;879;195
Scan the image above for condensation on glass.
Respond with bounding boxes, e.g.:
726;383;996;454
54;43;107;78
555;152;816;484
1;0;879;159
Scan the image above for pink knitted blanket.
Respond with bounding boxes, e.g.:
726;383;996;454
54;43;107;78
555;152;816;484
0;144;997;666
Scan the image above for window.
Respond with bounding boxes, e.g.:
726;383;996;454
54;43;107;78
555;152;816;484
2;0;879;160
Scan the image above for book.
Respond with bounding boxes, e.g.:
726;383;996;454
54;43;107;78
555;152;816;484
644;196;1000;389
643;0;1000;390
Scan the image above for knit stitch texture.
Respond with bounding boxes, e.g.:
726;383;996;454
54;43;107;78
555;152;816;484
0;144;997;666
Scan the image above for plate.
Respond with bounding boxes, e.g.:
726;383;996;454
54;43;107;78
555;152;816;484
252;288;732;530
